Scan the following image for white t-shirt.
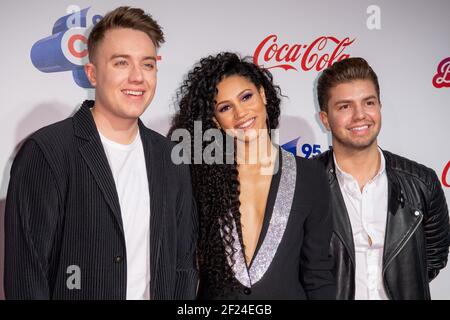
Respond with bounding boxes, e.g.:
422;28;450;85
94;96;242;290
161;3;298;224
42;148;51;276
99;130;151;300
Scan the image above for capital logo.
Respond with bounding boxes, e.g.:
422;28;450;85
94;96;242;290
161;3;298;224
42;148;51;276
432;57;450;88
253;34;355;72
442;161;450;188
31;7;103;88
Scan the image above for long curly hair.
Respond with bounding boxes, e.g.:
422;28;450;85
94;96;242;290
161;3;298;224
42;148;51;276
168;52;281;296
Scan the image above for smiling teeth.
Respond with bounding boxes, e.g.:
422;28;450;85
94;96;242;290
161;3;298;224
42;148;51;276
124;90;143;96
237;118;255;129
350;125;369;131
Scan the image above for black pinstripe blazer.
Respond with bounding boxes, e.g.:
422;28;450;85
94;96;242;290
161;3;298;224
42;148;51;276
4;100;198;299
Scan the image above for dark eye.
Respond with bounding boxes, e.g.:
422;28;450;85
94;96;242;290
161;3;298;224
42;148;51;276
242;93;253;101
144;62;155;70
339;104;349;110
367;100;375;106
219;105;231;113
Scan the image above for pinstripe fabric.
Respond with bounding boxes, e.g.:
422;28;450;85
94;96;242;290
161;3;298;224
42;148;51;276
4;100;198;300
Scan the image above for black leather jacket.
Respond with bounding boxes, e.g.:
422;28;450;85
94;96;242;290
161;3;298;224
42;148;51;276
315;149;449;299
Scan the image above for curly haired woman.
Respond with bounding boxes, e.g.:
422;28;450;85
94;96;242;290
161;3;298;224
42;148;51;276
169;52;335;299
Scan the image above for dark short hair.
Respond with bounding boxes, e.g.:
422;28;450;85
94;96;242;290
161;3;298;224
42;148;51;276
87;6;165;62
316;57;380;112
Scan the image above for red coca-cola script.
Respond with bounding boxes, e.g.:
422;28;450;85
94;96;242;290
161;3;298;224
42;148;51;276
254;34;355;72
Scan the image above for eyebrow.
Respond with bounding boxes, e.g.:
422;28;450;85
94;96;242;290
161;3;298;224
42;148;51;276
110;54;157;61
333;95;378;106
363;95;378;101
215;88;252;108
333;99;351;106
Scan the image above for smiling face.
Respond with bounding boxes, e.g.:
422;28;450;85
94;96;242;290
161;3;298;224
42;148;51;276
85;27;157;122
319;79;382;153
213;75;268;142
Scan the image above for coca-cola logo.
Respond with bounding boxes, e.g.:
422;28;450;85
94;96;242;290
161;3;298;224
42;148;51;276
433;57;450;88
253;34;355;72
443;161;450;188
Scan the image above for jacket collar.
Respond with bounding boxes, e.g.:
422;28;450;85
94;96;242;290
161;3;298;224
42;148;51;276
322;149;356;264
72;101;160;231
323;148;423;271
382;150;423;271
73;101;167;296
73;101;124;234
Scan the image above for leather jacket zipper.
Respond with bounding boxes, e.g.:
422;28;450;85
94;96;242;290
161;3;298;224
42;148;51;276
383;211;423;274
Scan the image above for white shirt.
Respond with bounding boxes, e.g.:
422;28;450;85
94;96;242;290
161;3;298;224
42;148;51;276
99;130;151;300
334;148;389;300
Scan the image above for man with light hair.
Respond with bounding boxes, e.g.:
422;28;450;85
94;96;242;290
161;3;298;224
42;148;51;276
5;6;198;300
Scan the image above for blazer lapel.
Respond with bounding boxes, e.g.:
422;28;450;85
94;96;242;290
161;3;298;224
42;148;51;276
74;101;124;234
139;122;166;298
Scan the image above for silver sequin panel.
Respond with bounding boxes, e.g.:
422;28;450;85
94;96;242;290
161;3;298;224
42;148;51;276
221;148;297;288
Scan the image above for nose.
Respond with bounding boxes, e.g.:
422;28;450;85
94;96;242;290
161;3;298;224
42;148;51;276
352;103;367;121
233;102;248;120
128;63;144;83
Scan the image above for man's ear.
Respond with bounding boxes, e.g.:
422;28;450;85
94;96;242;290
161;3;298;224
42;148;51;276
84;62;97;87
319;110;331;131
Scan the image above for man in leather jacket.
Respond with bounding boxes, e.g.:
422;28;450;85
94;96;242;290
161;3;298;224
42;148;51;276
315;57;449;299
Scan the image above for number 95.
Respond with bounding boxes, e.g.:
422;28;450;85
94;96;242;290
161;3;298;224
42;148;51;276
301;144;321;159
